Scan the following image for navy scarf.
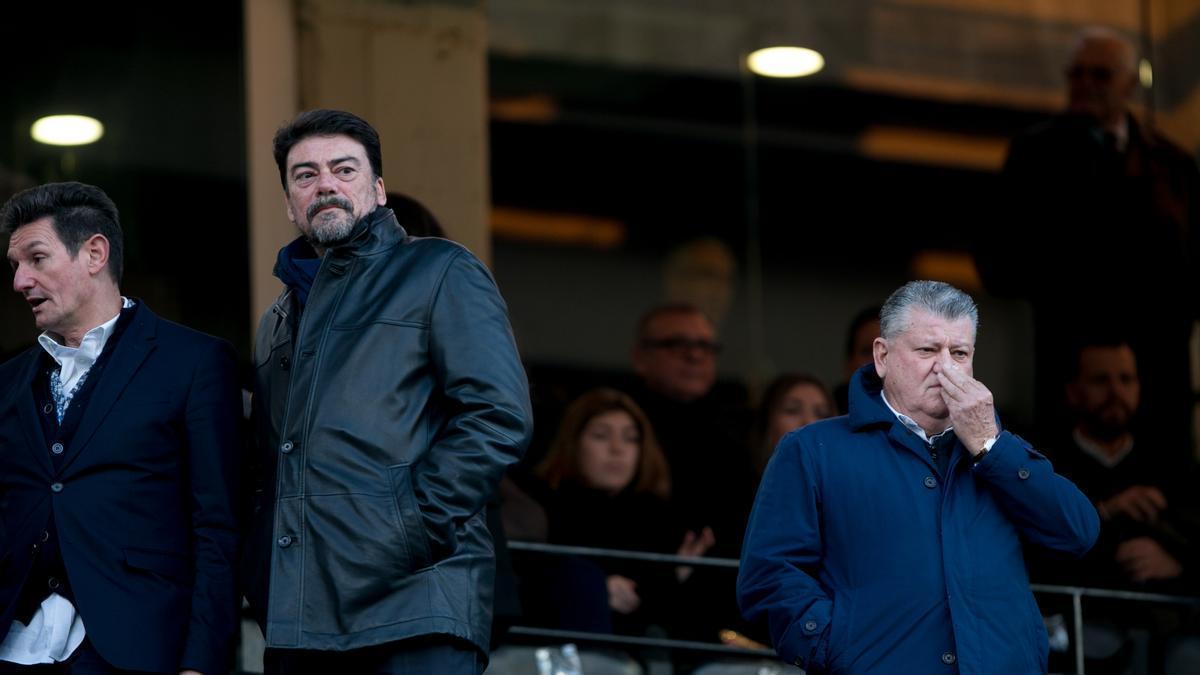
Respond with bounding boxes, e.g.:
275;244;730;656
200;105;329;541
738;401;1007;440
274;238;322;307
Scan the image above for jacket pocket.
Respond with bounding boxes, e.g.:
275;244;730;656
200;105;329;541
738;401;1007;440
388;464;433;570
124;546;190;584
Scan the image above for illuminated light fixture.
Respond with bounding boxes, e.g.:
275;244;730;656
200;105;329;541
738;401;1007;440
747;46;824;78
858;125;1009;172
491;206;626;249
910;250;982;292
490;94;560;123
1139;58;1153;89
31;115;104;146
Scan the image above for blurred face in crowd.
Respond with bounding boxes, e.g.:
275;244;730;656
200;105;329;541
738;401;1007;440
1066;33;1137;127
767;382;834;450
284;134;387;250
633;310;719;402
844;317;881;380
577;409;641;494
873;309;975;434
1068;344;1140;440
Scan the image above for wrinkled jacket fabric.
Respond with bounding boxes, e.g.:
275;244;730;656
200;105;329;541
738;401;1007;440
244;208;533;653
737;365;1099;675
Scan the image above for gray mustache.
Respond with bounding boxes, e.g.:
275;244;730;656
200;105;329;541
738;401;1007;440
307;197;353;220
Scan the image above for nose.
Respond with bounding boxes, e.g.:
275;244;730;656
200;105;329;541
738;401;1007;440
315;169;338;193
13;265;34;293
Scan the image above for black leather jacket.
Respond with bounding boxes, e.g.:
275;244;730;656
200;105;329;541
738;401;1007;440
244;208;532;653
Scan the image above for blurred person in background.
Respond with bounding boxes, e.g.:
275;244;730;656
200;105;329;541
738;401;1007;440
832;306;880;415
983;26;1200;453
752;373;835;477
532;388;714;638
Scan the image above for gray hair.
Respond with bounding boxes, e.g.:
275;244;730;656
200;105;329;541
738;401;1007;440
1072;26;1137;75
879;280;978;340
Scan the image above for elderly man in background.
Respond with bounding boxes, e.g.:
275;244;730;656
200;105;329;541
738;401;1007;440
981;26;1200;454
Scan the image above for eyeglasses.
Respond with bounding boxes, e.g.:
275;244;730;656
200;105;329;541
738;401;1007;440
641;337;723;356
1066;65;1115;83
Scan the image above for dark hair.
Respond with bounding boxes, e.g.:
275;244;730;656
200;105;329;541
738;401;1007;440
272;109;383;189
0;182;124;283
1067;332;1135;381
385;192;446;238
537;388;671;499
844;305;882;358
752;373;834;471
634;302;709;344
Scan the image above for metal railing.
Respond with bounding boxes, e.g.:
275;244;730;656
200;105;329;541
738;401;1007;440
508;541;1200;675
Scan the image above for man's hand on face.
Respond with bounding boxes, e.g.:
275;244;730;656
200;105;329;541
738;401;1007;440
1115;536;1183;582
1099;485;1168;523
935;352;999;457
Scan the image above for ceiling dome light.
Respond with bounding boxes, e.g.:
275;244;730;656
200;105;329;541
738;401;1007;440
1139;58;1153;89
747;46;824;78
31;115;105;146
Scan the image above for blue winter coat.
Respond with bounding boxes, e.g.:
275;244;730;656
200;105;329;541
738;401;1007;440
737;365;1099;674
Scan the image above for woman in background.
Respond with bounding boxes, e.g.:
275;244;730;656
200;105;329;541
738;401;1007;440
535;388;714;635
752;373;835;476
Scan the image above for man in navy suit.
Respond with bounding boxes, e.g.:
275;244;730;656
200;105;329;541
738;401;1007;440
0;183;241;674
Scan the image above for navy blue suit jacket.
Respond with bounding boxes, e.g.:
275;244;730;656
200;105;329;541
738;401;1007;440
0;302;241;674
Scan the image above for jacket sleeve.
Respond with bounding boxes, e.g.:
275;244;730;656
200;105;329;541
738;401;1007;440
736;434;833;672
415;249;533;562
971;431;1100;557
179;339;243;675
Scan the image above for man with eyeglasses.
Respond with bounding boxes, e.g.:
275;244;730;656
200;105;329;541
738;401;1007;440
629;303;754;643
980;25;1200;457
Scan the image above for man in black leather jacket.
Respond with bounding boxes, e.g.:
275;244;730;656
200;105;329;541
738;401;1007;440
243;109;533;674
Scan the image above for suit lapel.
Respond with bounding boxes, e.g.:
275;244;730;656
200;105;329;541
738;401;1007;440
58;305;158;473
11;349;54;476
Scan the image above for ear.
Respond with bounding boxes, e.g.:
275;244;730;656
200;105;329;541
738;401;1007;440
81;234;110;277
872;337;889;379
631;344;648;377
282;189;300;224
1065;380;1081;409
374;176;387;207
1119;70;1139;101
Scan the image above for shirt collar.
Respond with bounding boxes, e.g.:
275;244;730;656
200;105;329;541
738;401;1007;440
880;390;954;445
1072;427;1135;468
37;297;134;367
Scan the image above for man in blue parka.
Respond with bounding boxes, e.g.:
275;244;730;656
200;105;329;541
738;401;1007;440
738;280;1099;674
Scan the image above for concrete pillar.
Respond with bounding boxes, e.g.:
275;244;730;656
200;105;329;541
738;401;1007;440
245;0;489;329
245;0;301;328
297;0;490;259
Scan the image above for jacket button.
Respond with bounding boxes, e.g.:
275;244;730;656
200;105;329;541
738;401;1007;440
942;651;956;665
41;531;50;543
50;442;64;455
278;535;293;548
43;403;54;415
1018;468;1031;480
47;577;61;591
279;355;290;370
50;483;63;493
924;476;938;489
281;441;294;454
804;620;818;632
